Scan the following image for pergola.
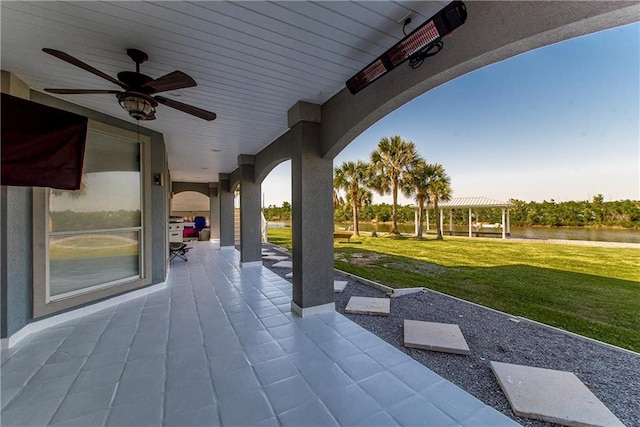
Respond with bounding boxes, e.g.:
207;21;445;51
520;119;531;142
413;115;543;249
438;197;512;239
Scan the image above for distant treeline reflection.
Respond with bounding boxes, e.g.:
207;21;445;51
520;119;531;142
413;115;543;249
50;210;141;232
264;196;640;228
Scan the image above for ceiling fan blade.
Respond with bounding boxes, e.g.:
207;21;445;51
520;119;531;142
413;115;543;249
143;71;196;94
43;48;128;90
154;96;216;121
44;89;121;95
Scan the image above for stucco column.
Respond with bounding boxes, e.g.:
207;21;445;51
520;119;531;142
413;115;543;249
238;156;262;267
290;118;334;317
209;183;220;244
218;174;235;249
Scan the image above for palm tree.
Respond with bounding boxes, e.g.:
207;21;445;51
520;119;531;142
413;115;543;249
369;136;420;234
403;160;438;237
333;160;370;237
428;164;452;240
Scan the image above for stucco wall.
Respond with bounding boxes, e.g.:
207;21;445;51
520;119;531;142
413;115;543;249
0;89;169;338
0;186;33;337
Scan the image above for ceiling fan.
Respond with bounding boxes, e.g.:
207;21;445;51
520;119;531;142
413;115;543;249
42;48;216;121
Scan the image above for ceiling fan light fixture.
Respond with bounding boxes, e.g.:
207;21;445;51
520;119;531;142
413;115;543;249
117;92;157;120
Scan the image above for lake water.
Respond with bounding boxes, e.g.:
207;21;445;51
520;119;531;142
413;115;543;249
339;223;640;243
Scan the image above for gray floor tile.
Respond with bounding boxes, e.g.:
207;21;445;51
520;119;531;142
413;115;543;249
278;400;338;427
387;396;458;426
164;404;220;426
1;386;21;410
29;358;85;383
255;416;281;427
5;374;75;411
122;355;165;380
49;342;95;362
165;380;216;418
83;348;129;371
107;393;163;426
12;338;63;359
167;332;203;352
212;366;260;398
28;326;74;344
127;337;168;361
113;374;164;405
337;353;385;382
102;323;137;339
2;351;51;375
0;371;36;392
253;356;299;386
0;396;63;426
245;341;286;365
389;360;445;392
254;306;282;319
166;347;210;388
210;351;251;376
421;379;487;422
321;383;381;425
267;323;300;340
49;410;108;427
461;406;520;426
317;338;362;360
92;333;134;353
365;343;412;369
264;375;317;414
257;310;288;325
350;411;400;427
348;330;387;351
218;389;274;426
304;325;343;345
358;371;417;407
51;383;117;424
236;329;273;347
70;363;124;393
300;362;354;397
62;330;103;348
277;333;318;354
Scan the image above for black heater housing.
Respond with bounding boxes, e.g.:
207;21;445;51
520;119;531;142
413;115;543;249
346;1;467;95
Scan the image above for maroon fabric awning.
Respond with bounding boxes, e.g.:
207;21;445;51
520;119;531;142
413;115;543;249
1;93;87;190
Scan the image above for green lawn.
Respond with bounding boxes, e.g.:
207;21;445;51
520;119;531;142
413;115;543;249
268;228;640;352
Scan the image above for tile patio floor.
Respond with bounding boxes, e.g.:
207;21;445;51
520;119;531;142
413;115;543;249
1;242;518;426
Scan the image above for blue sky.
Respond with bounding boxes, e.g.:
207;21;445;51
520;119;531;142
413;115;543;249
263;23;639;207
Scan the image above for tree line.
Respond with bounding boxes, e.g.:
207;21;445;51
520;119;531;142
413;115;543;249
266;197;640;229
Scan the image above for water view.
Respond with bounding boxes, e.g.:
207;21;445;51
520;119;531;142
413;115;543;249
336;223;640;244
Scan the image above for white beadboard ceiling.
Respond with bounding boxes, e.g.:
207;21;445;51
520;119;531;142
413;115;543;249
1;1;448;183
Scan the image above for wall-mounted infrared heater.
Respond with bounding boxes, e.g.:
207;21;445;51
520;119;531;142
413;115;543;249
346;1;467;95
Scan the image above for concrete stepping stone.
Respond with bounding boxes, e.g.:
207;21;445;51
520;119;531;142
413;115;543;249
272;260;292;269
261;251;276;257
490;361;623;427
345;296;389;316
285;272;293;279
334;280;347;293
403;320;470;355
263;255;288;261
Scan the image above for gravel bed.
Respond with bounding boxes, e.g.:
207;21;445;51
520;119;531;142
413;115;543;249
261;244;640;427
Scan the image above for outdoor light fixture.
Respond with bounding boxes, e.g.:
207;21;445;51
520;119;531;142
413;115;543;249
346;1;467;95
117;92;157;120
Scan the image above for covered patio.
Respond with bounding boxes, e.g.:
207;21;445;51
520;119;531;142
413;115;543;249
1;243;515;426
1;1;638;425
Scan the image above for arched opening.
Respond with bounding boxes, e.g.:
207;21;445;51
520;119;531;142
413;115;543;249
171;191;210;241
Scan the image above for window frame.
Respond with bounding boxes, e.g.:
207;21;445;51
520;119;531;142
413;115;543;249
32;120;152;318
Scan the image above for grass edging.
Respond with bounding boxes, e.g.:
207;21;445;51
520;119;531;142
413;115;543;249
337;267;640;357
